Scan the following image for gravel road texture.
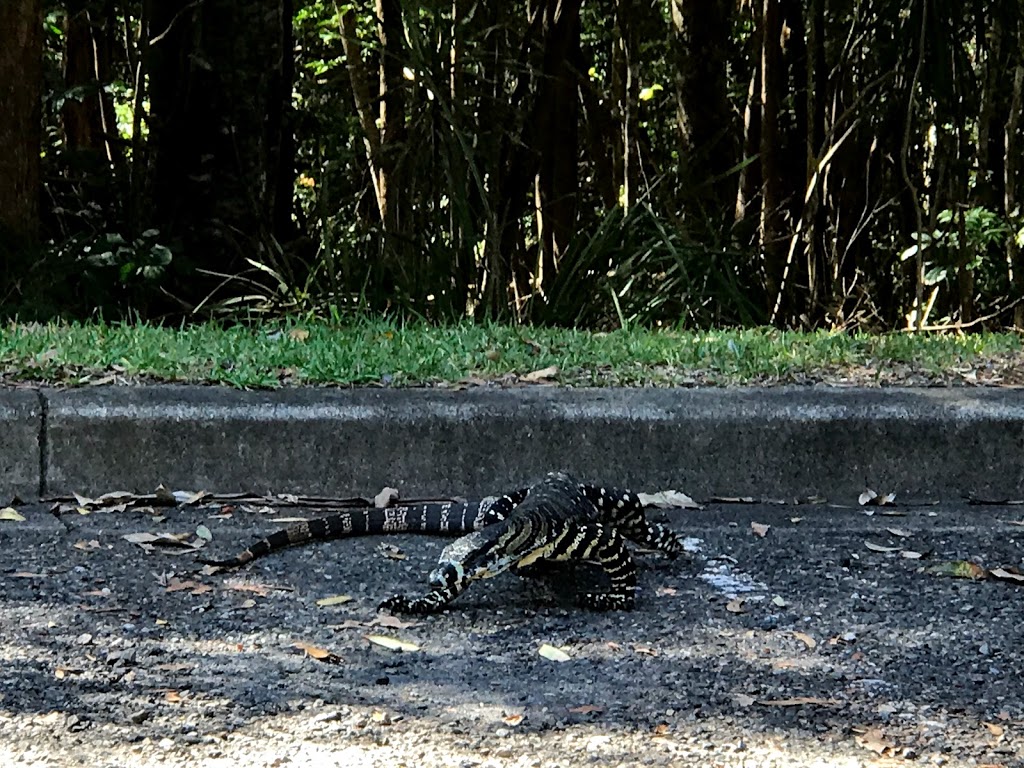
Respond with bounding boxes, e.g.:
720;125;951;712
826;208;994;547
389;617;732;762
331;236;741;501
1;496;1022;767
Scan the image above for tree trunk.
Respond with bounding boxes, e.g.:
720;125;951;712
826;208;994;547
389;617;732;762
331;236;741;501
734;3;762;230
375;0;409;256
533;0;582;295
1008;61;1023;326
760;0;787;321
671;0;735;216
147;0;294;308
611;0;635;208
0;0;43;246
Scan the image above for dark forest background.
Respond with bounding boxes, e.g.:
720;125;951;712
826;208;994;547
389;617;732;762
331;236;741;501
1;0;1022;330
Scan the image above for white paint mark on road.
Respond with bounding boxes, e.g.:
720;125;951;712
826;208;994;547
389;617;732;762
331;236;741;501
685;537;772;600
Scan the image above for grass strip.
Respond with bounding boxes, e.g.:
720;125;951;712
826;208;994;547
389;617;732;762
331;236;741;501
0;319;1021;388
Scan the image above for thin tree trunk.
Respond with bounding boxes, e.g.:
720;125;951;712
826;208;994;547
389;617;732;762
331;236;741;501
1007;62;1023;326
533;0;582;294
735;4;762;228
0;0;43;245
761;0;787;321
375;0;408;251
612;0;635;208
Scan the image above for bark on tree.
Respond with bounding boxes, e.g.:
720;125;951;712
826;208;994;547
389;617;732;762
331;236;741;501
533;0;582;293
671;0;735;215
760;0;787;321
0;0;43;245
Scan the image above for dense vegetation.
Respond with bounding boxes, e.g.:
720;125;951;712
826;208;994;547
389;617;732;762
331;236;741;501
1;0;1022;330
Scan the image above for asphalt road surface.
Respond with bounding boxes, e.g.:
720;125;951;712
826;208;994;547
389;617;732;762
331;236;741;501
1;498;1022;767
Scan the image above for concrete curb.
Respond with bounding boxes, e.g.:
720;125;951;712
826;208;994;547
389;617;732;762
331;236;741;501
1;385;1021;503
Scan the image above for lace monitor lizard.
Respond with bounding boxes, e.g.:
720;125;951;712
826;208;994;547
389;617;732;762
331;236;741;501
198;472;684;613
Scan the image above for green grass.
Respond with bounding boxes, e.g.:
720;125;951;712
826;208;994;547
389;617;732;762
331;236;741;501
0;319;1021;388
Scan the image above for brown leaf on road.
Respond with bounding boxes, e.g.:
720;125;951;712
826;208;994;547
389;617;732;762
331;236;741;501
293;642;340;663
73;539;101;551
726;598;748;614
792;631;817;649
224;581;289;596
758;697;841;707
373;614;420;630
751;522;770;538
853;725;893;754
632;645;658;657
502;714;525;726
164;578;213;595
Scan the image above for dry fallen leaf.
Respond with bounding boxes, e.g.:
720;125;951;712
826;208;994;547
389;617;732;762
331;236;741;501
989;567;1024;584
859;489;896;506
195;524;212;541
758;697;841;707
293;642;339;662
164;690;184;704
854;726;893;754
316;595;354;607
633;645;658;657
239;599;257;609
522;365;559;383
0;507;26;522
365;634;420;652
73;539;101;551
984;722;1005;739
864;541;901;553
374;487;400;508
538;643;571;662
751;522;770;538
726;598;748;614
567;704;603;714
771;595;788;607
886;527;911;538
502;714;525;726
636;490;701;509
379;543;407;560
373;614;419;630
651;723;671;737
925;561;989;580
792;631;817;649
901;550;924;559
164;578;213;595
